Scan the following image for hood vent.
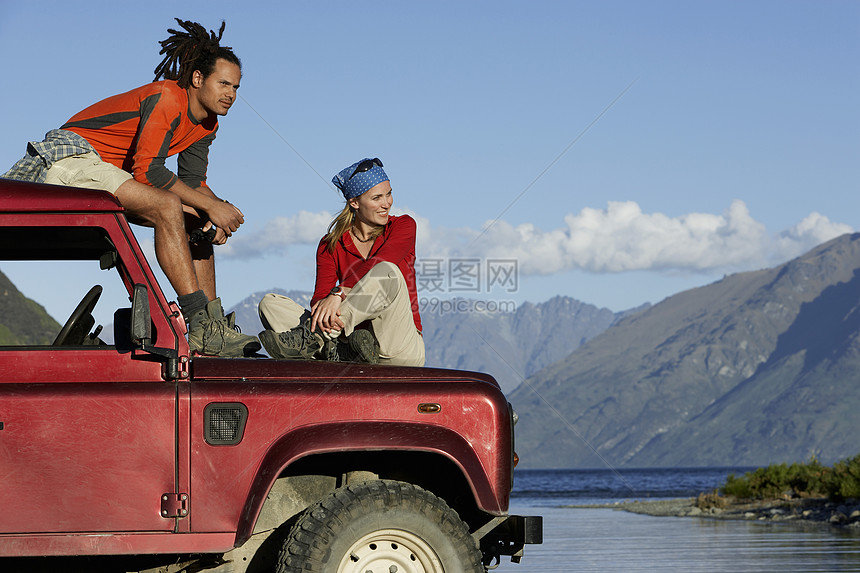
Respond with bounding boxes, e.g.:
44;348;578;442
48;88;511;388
204;402;248;446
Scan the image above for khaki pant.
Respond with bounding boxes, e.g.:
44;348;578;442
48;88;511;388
259;262;425;367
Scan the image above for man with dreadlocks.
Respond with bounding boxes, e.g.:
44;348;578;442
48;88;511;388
3;19;260;357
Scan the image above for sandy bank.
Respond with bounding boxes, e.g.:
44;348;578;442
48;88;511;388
565;497;860;529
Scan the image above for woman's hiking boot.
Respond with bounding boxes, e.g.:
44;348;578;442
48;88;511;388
259;320;322;360
322;329;380;364
260;320;379;364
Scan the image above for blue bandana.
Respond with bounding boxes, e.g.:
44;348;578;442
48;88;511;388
332;158;389;200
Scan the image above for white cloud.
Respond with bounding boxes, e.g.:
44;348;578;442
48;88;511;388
464;200;771;274
214;201;854;276
219;210;333;257
774;212;854;260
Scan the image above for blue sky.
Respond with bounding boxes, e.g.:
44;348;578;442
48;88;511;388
1;0;858;322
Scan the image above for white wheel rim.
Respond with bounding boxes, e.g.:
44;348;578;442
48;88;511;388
337;528;444;573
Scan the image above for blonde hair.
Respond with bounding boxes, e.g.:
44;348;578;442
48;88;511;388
324;202;386;253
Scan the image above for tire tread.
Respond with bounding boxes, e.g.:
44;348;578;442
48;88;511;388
276;479;483;573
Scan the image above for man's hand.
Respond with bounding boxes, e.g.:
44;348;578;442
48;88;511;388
205;197;244;238
169;181;245;242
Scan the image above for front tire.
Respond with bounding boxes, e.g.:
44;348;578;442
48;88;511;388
277;479;484;573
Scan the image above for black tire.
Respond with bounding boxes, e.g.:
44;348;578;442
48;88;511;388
277;479;484;573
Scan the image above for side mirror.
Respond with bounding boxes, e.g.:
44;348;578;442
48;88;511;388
128;284;182;379
131;283;152;345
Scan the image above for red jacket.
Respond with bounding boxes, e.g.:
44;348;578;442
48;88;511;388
312;214;422;332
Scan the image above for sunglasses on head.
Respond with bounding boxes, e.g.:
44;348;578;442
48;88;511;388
348;158;383;180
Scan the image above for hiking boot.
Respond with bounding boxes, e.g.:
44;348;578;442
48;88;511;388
187;298;262;357
259;320;323;360
322;329;380;364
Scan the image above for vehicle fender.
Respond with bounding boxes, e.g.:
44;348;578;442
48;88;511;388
234;420;499;546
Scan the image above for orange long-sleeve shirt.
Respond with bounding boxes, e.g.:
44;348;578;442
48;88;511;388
62;80;217;190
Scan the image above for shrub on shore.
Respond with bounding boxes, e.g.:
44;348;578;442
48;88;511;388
721;454;860;501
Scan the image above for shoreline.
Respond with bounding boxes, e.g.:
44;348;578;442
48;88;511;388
564;497;860;529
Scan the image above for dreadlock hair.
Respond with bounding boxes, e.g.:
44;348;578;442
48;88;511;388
153;19;241;88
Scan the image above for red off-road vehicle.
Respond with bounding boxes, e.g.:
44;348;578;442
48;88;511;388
0;180;541;573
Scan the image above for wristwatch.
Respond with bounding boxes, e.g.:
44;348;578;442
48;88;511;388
330;286;346;301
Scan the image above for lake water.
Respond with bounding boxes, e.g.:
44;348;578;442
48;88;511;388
498;468;860;572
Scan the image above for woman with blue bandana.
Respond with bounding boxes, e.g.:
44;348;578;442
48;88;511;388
258;158;424;366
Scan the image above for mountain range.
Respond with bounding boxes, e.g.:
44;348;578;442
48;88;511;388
509;232;860;468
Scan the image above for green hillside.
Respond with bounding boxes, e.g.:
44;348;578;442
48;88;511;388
0;269;61;345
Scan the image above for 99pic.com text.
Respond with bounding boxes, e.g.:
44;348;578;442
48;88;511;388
418;296;517;316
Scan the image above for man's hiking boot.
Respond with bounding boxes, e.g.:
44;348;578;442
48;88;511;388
323;329;380;364
188;298;262;357
259;320;323;360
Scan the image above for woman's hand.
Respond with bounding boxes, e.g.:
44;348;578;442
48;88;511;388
311;295;345;333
